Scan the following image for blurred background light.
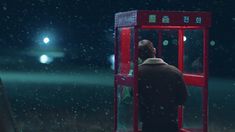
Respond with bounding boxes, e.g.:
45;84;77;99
163;40;169;46
210;40;216;46
43;37;50;44
184;36;187;41
109;54;115;70
39;54;53;64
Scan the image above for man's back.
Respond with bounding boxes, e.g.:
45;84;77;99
138;58;187;132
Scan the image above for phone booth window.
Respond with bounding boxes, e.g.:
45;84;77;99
138;29;158;46
117;85;133;131
183;30;203;74
117;28;135;76
161;30;178;67
138;29;178;67
183;86;203;128
116;27;135;131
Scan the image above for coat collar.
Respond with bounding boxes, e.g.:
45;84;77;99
141;58;167;65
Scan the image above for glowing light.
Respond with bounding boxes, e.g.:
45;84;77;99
40;55;49;64
163;40;169;46
109;54;115;70
43;37;50;44
210;40;216;46
184;36;187;41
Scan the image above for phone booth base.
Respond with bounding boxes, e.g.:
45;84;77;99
114;10;211;132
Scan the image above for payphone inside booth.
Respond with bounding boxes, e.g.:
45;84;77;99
114;10;211;132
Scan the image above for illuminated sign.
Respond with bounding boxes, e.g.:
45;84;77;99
162;16;170;23
184;16;190;23
115;11;211;27
196;17;202;24
149;14;156;23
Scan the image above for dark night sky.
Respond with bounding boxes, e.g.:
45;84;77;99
0;0;235;76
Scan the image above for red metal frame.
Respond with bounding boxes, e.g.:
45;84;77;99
178;29;184;129
203;29;209;132
133;27;139;132
141;26;205;29
114;10;211;132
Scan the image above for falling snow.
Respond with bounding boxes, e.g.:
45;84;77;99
0;0;234;132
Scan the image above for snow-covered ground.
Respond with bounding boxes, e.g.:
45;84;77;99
0;70;234;132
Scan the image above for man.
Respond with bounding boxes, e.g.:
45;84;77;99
138;40;188;132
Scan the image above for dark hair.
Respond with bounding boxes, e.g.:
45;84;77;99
138;39;155;62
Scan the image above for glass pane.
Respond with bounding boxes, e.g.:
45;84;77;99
138;29;158;48
117;85;134;131
130;28;135;76
184;30;203;74
117;28;134;76
138;29;178;67
183;86;203;128
161;30;178;67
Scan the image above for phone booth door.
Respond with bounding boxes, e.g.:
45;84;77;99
138;28;209;132
114;27;136;132
180;29;209;132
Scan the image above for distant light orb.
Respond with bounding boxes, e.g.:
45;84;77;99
40;55;49;64
110;54;115;63
109;54;115;70
163;40;169;46
43;37;50;44
183;36;187;41
210;40;216;46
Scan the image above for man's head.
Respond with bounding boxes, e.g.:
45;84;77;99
138;39;156;62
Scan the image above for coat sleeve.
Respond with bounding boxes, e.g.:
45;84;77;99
175;73;188;105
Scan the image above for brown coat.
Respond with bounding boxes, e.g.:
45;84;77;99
138;58;188;131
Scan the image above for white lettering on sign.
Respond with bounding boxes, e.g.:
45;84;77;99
162;16;170;23
196;17;202;24
183;16;190;23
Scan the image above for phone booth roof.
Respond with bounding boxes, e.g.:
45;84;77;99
115;10;211;28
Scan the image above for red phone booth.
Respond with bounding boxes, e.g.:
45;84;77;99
114;10;211;132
